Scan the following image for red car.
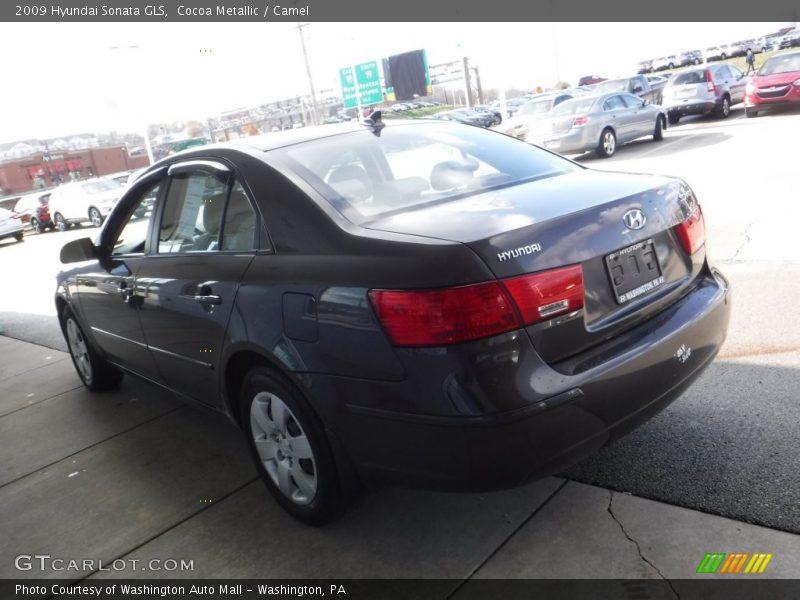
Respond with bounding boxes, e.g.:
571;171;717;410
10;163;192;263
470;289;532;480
745;51;800;117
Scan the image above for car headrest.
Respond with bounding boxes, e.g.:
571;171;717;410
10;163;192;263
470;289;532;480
430;160;478;191
327;165;373;203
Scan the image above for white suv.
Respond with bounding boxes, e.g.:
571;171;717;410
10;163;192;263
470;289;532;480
48;178;124;231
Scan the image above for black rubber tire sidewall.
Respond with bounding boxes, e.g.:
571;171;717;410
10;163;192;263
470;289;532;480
239;366;345;526
596;129;616;158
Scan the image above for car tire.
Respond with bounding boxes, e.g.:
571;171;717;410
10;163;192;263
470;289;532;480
31;217;43;234
668;113;681;125
668;62;675;69
596;128;617;158
653;115;665;141
59;307;124;391
13;231;23;242
761;47;767;54
88;207;104;228
716;95;731;118
745;107;759;118
240;365;353;525
54;213;70;232
694;58;702;65
721;53;727;60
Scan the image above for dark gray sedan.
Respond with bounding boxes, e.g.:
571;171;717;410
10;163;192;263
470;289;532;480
55;118;729;524
526;92;667;158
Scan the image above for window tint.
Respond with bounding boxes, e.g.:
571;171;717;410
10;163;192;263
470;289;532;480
672;70;706;85
727;65;743;79
279;124;579;222
603;95;626;111
112;181;160;256
220;182;257;252
159;173;227;253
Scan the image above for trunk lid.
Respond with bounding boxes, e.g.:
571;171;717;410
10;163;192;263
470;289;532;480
363;169;702;362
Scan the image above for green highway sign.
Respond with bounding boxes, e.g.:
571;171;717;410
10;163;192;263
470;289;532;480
339;61;384;109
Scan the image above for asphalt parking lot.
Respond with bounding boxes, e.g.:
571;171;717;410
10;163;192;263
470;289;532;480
1;106;799;583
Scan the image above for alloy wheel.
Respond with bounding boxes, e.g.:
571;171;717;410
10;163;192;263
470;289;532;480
250;391;317;505
66;318;93;383
603;131;616;155
89;207;103;227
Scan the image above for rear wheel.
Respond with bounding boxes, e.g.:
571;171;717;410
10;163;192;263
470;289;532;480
13;232;23;242
596;128;617;158
653;115;665;141
716;95;731;118
668;113;681;125
31;217;43;234
54;213;70;232
60;307;123;391
745;107;759;118
88;206;104;227
721;52;727;60
240;366;353;525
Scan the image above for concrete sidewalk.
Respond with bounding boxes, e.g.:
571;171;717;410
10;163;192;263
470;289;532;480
1;335;798;586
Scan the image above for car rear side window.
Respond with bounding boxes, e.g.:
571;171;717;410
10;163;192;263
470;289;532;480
159;173;228;253
219;182;257;252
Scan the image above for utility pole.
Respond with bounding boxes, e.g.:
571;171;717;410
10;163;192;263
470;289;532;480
473;66;484;105
294;23;320;126
462;56;473;107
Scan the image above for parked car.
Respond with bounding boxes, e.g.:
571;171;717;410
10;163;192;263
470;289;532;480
652;56;678;71
705;46;726;62
645;75;668;87
55;118;729;524
471;105;503;125
490;96;530;117
778;30;800;50
678;50;703;66
593;74;665;105
744;51;800;117
527;92;667;158
636;60;653;74
0;207;25;243
48;178;125;231
578;75;607;85
15;191;54;232
661;63;748;123
499;92;580;139
433;108;496;127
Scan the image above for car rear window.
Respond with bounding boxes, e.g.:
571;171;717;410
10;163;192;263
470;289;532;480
277;123;580;222
594;79;629;94
759;53;800;75
550;97;597;117
672;70;707;85
517;98;555;116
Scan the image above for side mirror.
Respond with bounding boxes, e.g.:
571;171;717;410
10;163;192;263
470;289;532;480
60;237;97;264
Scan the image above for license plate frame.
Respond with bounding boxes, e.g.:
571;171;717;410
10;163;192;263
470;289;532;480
605;239;664;304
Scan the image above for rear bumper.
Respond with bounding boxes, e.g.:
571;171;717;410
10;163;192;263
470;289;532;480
316;267;731;491
665;100;716;116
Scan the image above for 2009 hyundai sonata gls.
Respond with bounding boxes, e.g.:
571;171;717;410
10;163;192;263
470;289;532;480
57;118;730;524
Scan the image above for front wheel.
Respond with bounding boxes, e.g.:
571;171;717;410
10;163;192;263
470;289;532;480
668;113;681;125
596;128;617;158
745;107;759;118
88;206;104;228
241;366;354;525
54;213;70;232
13;231;23;242
60;307;123;391
653;115;665;141
31;217;43;234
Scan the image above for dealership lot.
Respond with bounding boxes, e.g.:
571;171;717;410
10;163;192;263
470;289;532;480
1;109;799;582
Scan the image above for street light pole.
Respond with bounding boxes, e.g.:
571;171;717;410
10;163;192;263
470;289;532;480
294;23;320;126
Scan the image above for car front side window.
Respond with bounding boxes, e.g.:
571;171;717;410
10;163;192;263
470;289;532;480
112;181;161;256
158;173;228;253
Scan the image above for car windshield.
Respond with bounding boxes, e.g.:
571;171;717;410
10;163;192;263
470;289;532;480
517;98;555;116
81;180;123;194
278;123;580;222
758;53;800;75
594;79;629;93
549;96;597;117
672;70;706;85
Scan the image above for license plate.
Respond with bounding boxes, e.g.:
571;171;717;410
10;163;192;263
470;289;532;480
677;88;696;97
605;239;664;304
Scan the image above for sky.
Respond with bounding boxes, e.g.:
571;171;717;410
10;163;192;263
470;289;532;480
0;21;792;143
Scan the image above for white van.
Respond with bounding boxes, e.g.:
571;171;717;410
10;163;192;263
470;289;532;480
48;178;124;231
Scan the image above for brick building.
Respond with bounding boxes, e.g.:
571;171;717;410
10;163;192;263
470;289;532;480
0;146;150;195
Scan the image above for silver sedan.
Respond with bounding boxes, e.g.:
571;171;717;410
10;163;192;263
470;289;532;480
526;92;667;158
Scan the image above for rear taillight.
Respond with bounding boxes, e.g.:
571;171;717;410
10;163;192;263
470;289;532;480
369;265;585;347
706;70;717;93
674;208;706;255
502;266;585;325
572;116;589;128
368;283;520;347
